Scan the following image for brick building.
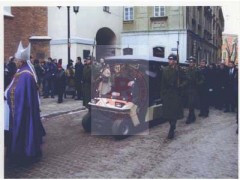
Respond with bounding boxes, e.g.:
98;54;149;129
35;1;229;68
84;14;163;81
4;7;51;62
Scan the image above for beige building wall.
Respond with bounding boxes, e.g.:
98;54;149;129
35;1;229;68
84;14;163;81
122;6;224;64
123;6;185;32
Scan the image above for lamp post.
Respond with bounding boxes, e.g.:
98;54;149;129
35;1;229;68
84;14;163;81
58;6;79;65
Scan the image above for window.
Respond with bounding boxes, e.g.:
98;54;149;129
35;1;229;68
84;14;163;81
103;6;110;13
124;7;134;21
153;46;165;58
154;6;165;17
83;50;90;59
123;48;133;55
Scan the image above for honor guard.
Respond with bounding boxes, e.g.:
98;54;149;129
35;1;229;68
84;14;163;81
185;56;203;124
161;53;184;139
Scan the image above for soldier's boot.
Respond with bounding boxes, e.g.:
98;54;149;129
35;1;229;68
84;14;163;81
167;125;175;139
185;114;191;124
186;109;194;124
167;120;176;139
192;110;196;122
186;110;191;124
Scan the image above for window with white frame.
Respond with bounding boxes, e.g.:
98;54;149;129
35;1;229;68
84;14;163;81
154;6;165;17
124;7;134;21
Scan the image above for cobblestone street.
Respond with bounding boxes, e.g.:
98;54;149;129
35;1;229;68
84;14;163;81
4;97;238;179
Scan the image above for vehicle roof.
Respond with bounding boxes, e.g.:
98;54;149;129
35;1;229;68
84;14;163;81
105;55;169;64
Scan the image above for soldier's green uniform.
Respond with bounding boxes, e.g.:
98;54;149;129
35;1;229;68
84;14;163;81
82;58;92;108
185;56;203;124
161;54;184;139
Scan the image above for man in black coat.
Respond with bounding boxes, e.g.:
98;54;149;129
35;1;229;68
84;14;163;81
74;56;84;100
82;57;92;109
215;63;228;110
198;59;210;117
7;56;17;80
207;63;218;108
225;61;238;112
56;64;66;103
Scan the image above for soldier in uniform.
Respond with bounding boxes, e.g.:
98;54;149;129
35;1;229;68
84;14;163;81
198;59;210;117
161;53;184;139
185;56;203;124
82;57;92;109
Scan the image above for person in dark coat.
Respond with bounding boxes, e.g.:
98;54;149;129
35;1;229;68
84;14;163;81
74;56;84;100
56;64;66;103
225;61;238;112
43;58;57;98
4;62;11;89
161;53;184;139
34;59;45;91
65;63;76;98
198;59;210;117
207;63;218;107
185;56;204;124
7;56;17;80
82;57;92;108
215;63;228;110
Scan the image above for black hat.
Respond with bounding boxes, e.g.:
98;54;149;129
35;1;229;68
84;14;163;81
69;59;73;63
187;56;196;63
168;54;177;61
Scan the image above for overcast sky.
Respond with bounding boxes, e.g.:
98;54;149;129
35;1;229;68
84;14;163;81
221;1;240;34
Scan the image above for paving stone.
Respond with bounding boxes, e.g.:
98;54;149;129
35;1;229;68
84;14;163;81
3;100;238;178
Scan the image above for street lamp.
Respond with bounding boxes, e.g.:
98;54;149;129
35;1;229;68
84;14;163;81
58;6;79;65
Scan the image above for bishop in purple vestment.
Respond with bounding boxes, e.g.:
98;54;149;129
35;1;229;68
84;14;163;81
5;42;46;164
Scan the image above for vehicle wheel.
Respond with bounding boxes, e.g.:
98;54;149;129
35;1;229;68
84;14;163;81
112;119;132;140
82;112;91;132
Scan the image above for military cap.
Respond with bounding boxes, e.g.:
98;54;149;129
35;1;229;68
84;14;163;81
168;54;177;61
187;56;196;63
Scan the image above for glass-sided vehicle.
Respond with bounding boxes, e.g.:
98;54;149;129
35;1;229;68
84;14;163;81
82;55;169;139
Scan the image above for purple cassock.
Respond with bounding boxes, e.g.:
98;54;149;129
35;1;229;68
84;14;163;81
6;63;46;159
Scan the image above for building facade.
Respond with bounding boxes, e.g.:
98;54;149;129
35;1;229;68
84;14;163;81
4;7;51;62
122;6;224;64
186;6;224;64
48;6;123;66
4;6;225;66
222;33;238;65
4;6;123;66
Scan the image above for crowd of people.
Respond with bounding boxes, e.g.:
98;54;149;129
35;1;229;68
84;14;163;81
4;42;238;165
4;55;94;104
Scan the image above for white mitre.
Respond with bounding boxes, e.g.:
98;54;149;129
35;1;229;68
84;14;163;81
14;41;31;61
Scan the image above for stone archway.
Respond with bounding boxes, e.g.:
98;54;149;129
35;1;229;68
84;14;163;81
96;27;116;60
